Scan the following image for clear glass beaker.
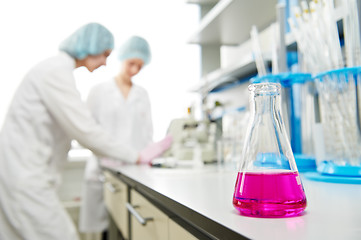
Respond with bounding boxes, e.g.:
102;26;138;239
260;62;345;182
232;82;307;218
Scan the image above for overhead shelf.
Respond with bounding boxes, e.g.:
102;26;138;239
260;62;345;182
193;3;347;94
190;52;271;94
190;24;273;94
188;0;278;45
189;0;348;97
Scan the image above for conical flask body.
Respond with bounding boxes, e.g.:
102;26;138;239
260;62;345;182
232;83;307;217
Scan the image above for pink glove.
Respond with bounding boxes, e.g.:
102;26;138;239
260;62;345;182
139;135;173;164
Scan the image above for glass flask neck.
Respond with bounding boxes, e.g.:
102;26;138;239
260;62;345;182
240;82;297;173
250;83;281;117
249;82;281;96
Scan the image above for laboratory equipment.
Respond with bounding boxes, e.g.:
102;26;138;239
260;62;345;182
221;109;249;168
284;73;317;171
289;0;343;73
313;67;361;177
250;25;268;76
233;83;307;218
343;0;361;67
163;116;216;163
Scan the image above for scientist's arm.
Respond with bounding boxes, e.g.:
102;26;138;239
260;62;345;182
144;92;154;144
38;69;138;163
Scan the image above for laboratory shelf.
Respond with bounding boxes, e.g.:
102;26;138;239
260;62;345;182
188;0;278;45
209;77;253;93
191;52;271;94
191;1;347;95
209;105;246;120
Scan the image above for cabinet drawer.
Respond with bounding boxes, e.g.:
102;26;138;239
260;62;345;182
129;190;168;240
169;219;198;240
103;171;128;239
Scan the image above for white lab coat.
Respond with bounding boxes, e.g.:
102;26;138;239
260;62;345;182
0;52;138;240
79;79;153;233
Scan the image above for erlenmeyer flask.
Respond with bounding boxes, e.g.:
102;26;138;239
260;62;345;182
232;82;307;218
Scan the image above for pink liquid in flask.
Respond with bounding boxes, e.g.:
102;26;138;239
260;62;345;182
233;171;307;217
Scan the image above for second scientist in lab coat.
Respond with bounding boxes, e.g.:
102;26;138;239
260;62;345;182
0;24;171;240
79;36;153;234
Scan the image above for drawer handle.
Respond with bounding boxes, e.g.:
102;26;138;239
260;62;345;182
126;203;154;226
105;182;120;193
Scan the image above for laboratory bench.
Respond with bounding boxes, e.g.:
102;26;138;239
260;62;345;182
101;163;361;240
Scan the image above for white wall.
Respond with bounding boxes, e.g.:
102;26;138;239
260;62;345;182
0;0;200;141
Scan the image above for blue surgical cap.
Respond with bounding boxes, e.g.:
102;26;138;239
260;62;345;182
59;23;114;60
118;36;151;65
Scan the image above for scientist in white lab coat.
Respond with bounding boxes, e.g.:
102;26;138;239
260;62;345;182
79;36;154;235
0;23;172;240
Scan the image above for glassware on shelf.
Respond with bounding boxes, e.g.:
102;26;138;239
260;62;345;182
313;67;361;177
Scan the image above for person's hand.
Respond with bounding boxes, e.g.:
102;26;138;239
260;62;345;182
138;135;173;165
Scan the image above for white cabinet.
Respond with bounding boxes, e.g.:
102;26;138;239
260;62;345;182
128;190;168;240
104;171;129;239
169;219;198;240
104;172;199;240
128;190;198;240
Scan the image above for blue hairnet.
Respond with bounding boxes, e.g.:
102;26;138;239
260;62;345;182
59;23;114;60
118;36;151;65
